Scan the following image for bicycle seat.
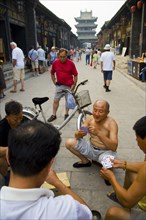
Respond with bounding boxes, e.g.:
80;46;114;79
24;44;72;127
32;97;49;105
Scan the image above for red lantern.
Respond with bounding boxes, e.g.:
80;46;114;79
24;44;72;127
137;1;143;9
131;5;136;13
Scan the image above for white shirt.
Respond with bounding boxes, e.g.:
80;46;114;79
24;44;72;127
37;48;45;61
0;186;92;220
85;48;91;55
12;47;25;69
100;51;115;71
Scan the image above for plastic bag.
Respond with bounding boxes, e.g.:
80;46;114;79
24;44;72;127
66;93;76;109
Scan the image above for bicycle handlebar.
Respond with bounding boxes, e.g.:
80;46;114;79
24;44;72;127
57;79;88;95
74;79;88;94
80;79;88;85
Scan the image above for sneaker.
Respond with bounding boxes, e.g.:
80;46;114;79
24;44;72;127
64;114;69;120
37;73;40;76
47;115;57;122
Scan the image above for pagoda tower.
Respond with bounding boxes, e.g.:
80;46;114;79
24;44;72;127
75;10;97;48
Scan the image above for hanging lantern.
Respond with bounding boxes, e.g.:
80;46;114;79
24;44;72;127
131;5;136;13
137;1;143;9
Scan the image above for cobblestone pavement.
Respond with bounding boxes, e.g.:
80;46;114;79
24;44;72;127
0;54;146;219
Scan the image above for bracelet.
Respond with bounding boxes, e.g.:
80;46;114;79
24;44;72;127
123;161;127;171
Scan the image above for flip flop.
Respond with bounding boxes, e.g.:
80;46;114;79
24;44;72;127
91;210;102;220
73;161;92;168
20;89;25;92
107;192;120;204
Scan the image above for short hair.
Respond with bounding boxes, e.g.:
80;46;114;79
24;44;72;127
10;42;17;47
133;116;146;139
59;48;68;54
5;100;23;115
94;100;110;112
105;101;110;112
8;120;61;176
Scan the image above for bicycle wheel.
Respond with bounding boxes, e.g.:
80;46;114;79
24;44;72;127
77;110;92;130
23;107;38;120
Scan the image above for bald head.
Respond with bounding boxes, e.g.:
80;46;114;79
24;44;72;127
93;100;110;112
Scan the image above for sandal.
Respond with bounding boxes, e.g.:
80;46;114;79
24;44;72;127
47;115;57;122
91;210;102;220
64;114;69;120
20;89;25;92
107;192;120;204
73;161;92;168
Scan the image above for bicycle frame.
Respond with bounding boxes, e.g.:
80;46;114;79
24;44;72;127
50;105;79;130
33;102;91;131
23;79;92;131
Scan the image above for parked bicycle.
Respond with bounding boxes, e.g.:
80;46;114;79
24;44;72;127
23;79;92;131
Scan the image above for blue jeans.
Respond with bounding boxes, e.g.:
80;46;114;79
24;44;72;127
86;54;90;64
140;67;146;81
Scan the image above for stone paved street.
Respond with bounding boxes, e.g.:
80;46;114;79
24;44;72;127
0;54;146;219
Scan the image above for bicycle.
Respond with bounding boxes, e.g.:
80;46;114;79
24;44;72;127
23;79;92;131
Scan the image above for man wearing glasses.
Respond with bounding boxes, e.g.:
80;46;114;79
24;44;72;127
48;48;78;122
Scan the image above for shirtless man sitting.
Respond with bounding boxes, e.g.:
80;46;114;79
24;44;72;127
65;99;118;168
100;116;146;220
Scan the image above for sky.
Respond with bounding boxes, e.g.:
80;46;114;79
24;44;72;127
40;0;126;35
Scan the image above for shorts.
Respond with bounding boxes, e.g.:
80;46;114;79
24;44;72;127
38;60;44;66
75;138;117;163
131;205;146;220
103;71;112;80
31;61;38;69
13;67;25;80
54;85;71;100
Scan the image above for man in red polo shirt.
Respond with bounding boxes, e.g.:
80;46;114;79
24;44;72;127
48;48;78;122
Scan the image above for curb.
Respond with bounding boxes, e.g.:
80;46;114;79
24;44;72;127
116;67;146;92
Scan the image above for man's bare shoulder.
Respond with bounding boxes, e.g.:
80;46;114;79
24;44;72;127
139;163;146;176
137;163;146;188
107;116;118;126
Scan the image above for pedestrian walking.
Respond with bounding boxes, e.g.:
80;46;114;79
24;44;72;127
47;48;78;122
0;60;6;99
10;42;25;93
37;46;45;73
100;44;115;92
85;47;91;65
75;49;80;62
70;49;74;60
97;49;101;64
28;45;39;76
92;51;98;69
49;46;57;65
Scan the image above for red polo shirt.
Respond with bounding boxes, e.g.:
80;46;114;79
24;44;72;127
51;59;78;86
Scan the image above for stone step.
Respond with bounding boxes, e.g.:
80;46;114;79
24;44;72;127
3;62;32;90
